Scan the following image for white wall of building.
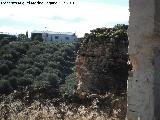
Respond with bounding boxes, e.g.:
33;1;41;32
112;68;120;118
42;33;77;42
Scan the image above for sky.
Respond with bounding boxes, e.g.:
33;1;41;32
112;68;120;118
0;0;129;37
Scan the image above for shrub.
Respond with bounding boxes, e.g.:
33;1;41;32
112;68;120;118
0;80;13;94
0;64;10;75
18;75;33;86
60;72;78;96
48;73;59;88
0;38;79;95
9;69;24;77
8;76;18;89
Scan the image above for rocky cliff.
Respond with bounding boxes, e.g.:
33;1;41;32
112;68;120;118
76;25;129;95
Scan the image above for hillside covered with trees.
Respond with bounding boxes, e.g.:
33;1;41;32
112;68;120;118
0;39;79;97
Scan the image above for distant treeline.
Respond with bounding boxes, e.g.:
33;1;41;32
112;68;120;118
0;34;17;41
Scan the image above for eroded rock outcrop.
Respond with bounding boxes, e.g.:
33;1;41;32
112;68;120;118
76;25;129;95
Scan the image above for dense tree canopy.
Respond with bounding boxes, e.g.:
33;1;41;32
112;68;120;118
0;39;79;96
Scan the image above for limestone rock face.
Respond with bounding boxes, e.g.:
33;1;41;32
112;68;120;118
128;0;160;119
76;42;111;94
76;25;129;95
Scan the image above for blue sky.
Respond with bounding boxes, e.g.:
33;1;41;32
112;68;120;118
0;0;129;37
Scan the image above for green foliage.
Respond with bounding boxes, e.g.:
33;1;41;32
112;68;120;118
18;74;33;86
47;73;59;88
0;64;9;75
0;34;17;41
8;76;18;89
0;37;80;96
0;39;10;46
17;34;28;41
9;69;24;77
80;24;129;94
31;33;43;42
60;70;78;96
0;80;13;94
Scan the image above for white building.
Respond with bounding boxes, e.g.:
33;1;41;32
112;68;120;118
31;31;77;42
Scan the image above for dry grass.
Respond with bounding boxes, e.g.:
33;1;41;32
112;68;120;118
0;93;126;120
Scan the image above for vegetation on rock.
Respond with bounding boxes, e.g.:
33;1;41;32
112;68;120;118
76;24;130;94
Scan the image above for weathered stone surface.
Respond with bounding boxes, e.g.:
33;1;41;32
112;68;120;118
76;26;129;95
76;41;111;94
128;0;160;119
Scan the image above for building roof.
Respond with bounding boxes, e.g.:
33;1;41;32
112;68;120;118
32;30;75;35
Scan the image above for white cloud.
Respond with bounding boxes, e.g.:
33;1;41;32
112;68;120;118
0;0;129;37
